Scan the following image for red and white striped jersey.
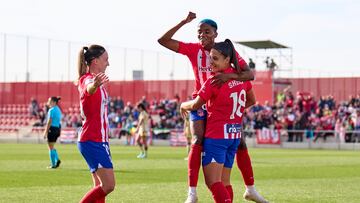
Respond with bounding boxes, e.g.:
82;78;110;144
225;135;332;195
78;73;109;142
178;42;247;98
198;68;252;139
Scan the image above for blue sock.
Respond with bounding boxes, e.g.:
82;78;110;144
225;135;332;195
53;149;59;163
49;149;56;166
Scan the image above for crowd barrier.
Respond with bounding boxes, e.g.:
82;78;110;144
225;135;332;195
1;127;359;150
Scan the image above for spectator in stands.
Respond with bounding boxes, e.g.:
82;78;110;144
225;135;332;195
123;102;133;117
248;58;255;70
354;110;360;142
122;114;134;145
29;97;39;117
344;115;354;142
135;103;150;158
285;109;296;142
334;118;342;142
76;45;115;203
269;58;277;70
276;92;285;105
114;96;124;111
264;57;270;69
43;96;62;169
294;111;307;142
285;91;294;108
158;12;264;203
250;102;264;113
33;110;46;127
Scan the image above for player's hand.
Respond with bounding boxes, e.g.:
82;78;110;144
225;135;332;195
93;72;109;88
180;104;189;119
43;133;47;140
184;12;196;24
211;73;232;87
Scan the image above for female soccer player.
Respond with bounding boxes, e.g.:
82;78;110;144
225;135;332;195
135;103;150;158
180;39;256;203
158;12;266;203
77;45;115;203
43;96;62;169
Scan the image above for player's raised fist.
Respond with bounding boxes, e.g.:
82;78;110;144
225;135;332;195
184;11;196;23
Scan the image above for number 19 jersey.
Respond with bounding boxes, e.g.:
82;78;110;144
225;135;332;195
198;68;252;139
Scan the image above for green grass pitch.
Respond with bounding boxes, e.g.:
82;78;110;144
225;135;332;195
0;143;359;203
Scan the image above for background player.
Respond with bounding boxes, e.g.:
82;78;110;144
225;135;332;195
43;96;62;169
135;103;150;158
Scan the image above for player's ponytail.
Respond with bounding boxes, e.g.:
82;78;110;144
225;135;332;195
78;47;88;79
225;39;240;73
213;39;240;71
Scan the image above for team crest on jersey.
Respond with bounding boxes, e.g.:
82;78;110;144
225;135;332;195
197;109;205;117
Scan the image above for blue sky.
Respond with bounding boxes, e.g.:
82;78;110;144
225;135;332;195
0;0;359;81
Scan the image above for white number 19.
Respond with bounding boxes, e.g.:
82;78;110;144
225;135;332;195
229;90;246;119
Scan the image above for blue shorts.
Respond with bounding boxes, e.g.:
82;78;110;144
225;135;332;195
77;141;113;173
190;107;207;121
202;138;240;168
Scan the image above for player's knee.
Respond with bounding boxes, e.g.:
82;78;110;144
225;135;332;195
221;178;231;186
192;135;203;145
238;139;248;149
205;179;217;189
102;184;115;194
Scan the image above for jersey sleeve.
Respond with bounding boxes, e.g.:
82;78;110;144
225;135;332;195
79;75;94;97
235;51;248;70
178;42;197;56
198;78;213;102
48;108;53;120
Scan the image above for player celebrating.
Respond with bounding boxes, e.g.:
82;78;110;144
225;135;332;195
158;12;267;203
180;39;256;203
77;45;115;203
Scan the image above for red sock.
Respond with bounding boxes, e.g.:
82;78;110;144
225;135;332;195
225;185;233;202
236;148;254;186
96;198;105;203
210;182;232;203
80;185;106;203
188;144;202;187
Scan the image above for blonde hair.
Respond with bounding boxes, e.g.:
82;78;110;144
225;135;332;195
77;47;88;79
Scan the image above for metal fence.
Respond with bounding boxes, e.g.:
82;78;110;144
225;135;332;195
0;33;192;82
1;33;359;83
1;127;360;150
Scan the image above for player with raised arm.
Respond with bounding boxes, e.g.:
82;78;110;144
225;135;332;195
77;45;115;203
180;39;257;203
158;12;267;203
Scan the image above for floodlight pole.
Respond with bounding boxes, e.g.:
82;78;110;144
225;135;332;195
3;34;6;83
